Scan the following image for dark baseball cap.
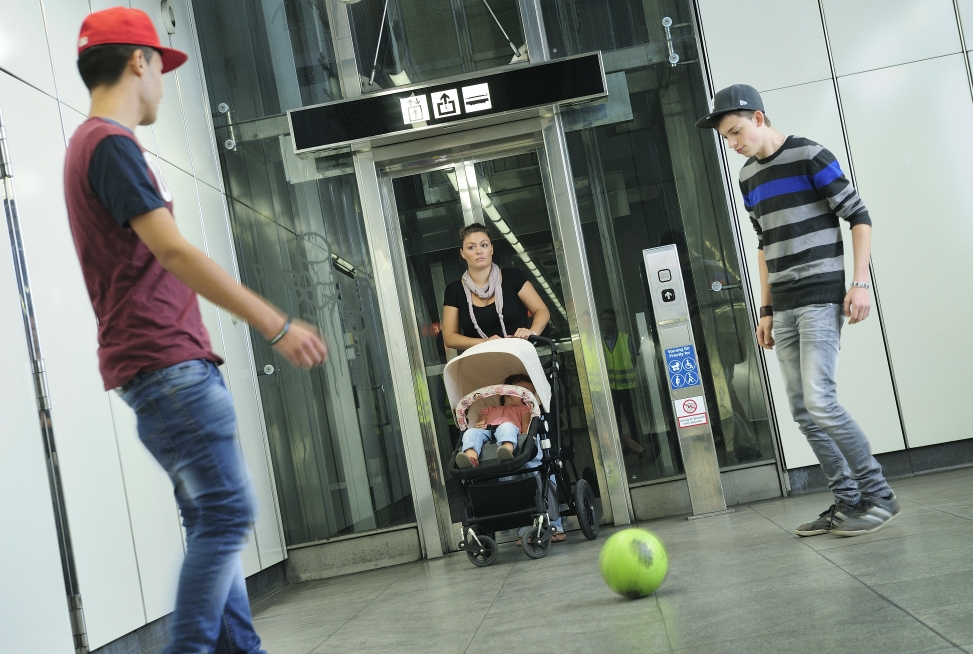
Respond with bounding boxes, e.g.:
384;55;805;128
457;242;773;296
695;84;765;129
78;7;188;73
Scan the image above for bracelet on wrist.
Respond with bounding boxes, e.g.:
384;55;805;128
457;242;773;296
759;305;773;318
269;317;292;345
850;281;871;289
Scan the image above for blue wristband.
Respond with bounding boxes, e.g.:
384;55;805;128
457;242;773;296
269;318;291;345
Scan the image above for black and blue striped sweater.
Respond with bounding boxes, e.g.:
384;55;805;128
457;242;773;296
739;136;871;311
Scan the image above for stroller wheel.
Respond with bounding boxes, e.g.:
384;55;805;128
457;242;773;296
575;478;600;540
467;535;498;567
522;523;553;559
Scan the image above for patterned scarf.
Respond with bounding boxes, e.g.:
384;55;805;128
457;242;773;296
461;263;507;339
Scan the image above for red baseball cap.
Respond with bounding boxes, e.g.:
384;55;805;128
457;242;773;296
78;7;187;73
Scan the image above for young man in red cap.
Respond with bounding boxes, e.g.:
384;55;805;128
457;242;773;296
696;84;899;538
63;8;327;652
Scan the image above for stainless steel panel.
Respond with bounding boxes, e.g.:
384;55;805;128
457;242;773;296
541;111;631;525
325;0;364;98
354;150;445;558
643;245;728;516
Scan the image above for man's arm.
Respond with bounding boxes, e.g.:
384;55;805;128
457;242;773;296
845;224;872;324
756;250;774;350
129;208;327;369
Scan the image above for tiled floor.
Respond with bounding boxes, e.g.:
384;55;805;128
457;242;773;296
251;467;973;654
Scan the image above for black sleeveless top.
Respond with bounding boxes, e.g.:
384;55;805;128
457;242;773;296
443;268;531;337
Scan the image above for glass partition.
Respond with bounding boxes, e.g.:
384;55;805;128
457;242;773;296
560;0;776;486
193;0;341;124
195;3;415;546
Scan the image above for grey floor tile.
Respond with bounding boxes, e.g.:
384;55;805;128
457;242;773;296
240;468;973;654
819;537;973;585
871;570;973;612
669;605;949;654
912;602;973;645
658;574;890;649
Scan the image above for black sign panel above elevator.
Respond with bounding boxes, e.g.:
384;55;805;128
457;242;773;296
288;53;607;155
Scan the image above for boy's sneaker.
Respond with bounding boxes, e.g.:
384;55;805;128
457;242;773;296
794;500;857;537
831;491;901;537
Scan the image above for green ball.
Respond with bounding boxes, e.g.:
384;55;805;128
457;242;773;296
599;528;668;599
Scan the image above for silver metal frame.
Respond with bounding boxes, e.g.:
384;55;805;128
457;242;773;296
353;150;445;559
355;115;640;550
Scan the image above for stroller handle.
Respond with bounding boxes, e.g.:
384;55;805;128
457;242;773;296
527;334;555;349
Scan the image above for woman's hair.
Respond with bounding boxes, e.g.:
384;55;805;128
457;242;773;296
500;373;532;405
459;222;491;245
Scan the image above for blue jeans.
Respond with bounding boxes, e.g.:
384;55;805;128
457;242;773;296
461;422;520;454
774;304;891;505
118;360;265;654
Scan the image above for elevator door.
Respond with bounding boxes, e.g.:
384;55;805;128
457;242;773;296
383;148;604;549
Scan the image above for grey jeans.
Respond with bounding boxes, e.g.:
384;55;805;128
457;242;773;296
774;303;890;505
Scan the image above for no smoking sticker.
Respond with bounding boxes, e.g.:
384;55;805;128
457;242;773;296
673;395;707;428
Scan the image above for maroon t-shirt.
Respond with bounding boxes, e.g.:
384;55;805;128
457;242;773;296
64;117;221;390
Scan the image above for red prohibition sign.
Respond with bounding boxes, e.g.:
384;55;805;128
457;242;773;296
683;399;698;413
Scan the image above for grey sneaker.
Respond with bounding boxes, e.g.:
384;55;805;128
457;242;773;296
794;500;857;537
831;491;901;537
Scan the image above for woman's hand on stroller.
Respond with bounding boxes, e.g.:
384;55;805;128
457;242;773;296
510;327;536;340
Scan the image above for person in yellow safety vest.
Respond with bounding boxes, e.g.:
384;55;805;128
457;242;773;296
600;308;656;461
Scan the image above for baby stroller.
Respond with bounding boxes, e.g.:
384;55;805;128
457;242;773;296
445;335;600;566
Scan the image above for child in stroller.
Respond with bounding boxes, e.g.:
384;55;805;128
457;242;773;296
445;337;600;566
455;373;535;468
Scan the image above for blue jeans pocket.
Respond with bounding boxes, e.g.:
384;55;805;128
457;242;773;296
164;359;212;393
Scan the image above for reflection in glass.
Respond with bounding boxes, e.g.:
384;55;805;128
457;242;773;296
349;0;527;91
542;0;675;58
195;7;415;545
194;0;341;125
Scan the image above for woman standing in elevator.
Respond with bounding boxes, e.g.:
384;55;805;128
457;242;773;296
441;223;550;350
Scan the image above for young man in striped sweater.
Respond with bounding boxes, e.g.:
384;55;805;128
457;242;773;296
696;84;900;537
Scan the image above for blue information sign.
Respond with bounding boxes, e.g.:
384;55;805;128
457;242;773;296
664;345;701;390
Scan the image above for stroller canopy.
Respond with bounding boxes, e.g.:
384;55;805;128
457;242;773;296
443;338;552;412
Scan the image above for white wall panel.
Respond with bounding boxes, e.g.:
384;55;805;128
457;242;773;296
107;392;185;623
958;0;973;47
726;80;905;469
0;74;145;650
839;54;973;449
0;0;57;97
697;0;831;93
823;0;961;76
0;96;75;654
59;101;87;143
198;184;286;570
39;0;92;115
